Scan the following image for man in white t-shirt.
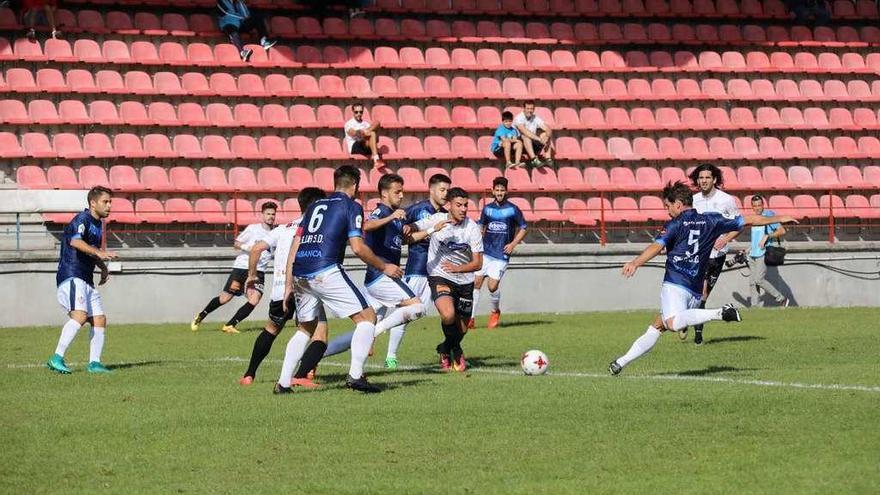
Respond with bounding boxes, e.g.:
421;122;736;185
411;187;484;372
344;102;384;168
687;163;741;345
190;202;276;334
513;100;555;168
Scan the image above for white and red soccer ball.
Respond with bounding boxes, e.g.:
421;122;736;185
521;350;549;375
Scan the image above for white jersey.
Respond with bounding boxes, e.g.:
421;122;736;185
513;112;545;134
415;213;484;285
264;218;302;301
232;223;273;271
693;189;739;257
343;117;371;152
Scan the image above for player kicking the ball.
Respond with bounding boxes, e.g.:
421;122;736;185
47;186;117;374
470;177;527;329
608;181;797;375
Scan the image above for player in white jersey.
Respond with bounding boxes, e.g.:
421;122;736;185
190;202;276;334
687;163;741;345
238;188;328;387
411;187;484;372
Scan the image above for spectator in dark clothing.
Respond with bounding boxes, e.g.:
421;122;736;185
217;0;277;62
785;0;831;25
23;0;61;40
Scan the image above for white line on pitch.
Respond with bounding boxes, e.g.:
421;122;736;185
6;356;880;394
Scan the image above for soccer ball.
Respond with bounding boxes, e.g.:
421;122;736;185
521;350;549;376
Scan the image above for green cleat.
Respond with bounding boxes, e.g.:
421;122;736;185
384;357;399;370
87;361;112;373
46;354;71;374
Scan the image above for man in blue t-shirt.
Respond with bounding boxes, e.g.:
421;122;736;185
490;111;524;169
471;177;527;330
746;194;789;307
47;186;118;375
608;182;797;375
275;165;402;394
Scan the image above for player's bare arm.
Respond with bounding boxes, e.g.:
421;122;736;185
364;209;407;232
504;227;528;255
760;225;787;249
622;242;664;278
743;214;799;227
349;236;402;278
442;252;483;274
70;238;116;261
405;219;449;243
246;240;270;288
713;230;740;251
282;234;301;313
97;259;110;286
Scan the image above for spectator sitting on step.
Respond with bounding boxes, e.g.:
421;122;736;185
514;100;555;168
344;102;384;169
217;0;277;62
23;0;61;40
490;111;524;169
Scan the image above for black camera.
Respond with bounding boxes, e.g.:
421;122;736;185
725;251;748;268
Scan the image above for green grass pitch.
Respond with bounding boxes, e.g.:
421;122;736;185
2;308;879;494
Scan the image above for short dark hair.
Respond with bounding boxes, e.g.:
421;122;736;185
492;177;508;189
297;187;326;211
689;163;723;189
523;100;536;108
377;173;404;192
87;186;112;204
751;194;765;204
661;181;694;206
501;111;514;121
260;201;278;212
428;173;451;187
351;103;364;111
447;187;468;201
334;165;361;189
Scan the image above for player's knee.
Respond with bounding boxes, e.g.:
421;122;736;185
69;311;88;325
93;316;107;328
410;302;426;319
487;280;500;293
219;293;233;304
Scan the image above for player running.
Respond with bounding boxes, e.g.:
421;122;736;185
274;165;403;394
238;187;327;386
470;177;527;329
190;202;277;334
608;182;797;375
411;187;484;372
47;186;117;374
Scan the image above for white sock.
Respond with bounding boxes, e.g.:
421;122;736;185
386;324;406;359
617;325;662;368
471;287;481;317
54;319;82;357
374;304;424;337
277;330;310;387
490;289;501;312
89;327;105;363
670;309;723;332
349;321;375;379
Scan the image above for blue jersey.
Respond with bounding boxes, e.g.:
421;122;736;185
655;208;745;297
478;200;527;261
57;209;103;287
490;124;520;153
293;192;364;277
364;203;404;285
404;200;441;276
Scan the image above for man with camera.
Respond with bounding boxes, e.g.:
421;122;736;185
744;195;790;308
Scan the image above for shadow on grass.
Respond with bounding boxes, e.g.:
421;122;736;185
292;377;434;394
108;360;165;370
704;335;767;345
497;320;553;329
661;365;760;377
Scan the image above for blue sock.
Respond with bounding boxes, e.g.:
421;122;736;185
324;331;355;357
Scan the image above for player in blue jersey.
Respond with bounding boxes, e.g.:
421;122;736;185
470;177;527;329
47;186;117;374
608;181;797;375
274;165;403;394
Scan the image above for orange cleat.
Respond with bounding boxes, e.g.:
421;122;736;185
239;375;254;386
452;354;467;372
439;353;452;371
291;377;321;389
467;318;475;330
487;310;501;329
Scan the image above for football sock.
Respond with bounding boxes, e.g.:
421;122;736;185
227;302;256;327
374;304;425;337
617;325;661;367
349;321;375;379
88;326;105;363
244;330;276;378
671;308;723;332
489;289;501;312
440;322;459;354
386;324;406;360
277;330;310;387
199;297;223;319
294;340;327;378
471;288;481;317
54;319;82;357
324;331;354;357
694;300;707;335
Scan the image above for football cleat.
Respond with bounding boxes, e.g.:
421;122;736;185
608;360;623;376
190;315;202;332
466;318;475;330
273;383;293;395
452;354;467;372
291;377;321;389
86;361;111;373
239;375;254;386
221;325;240;334
487;310;501;329
260;37;277;51
240;48;253;62
345;375;381;393
721;304;742;322
385;357;399;370
678;327;688;340
694;331;704;346
438;353;452;372
46;354;71;374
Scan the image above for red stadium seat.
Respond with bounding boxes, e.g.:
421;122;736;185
202;135;235;160
107;165;140;192
229;166;261;192
762;166;790;190
193;198;229;224
16;165;49;189
139;166;171;191
198;166;233;192
231;135;262;160
47;165;79;189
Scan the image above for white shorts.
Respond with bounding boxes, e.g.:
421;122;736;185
366;275;418;309
660;283;701;322
294;266;369;322
403;275;432;308
57;277;104;317
476;255;509;280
